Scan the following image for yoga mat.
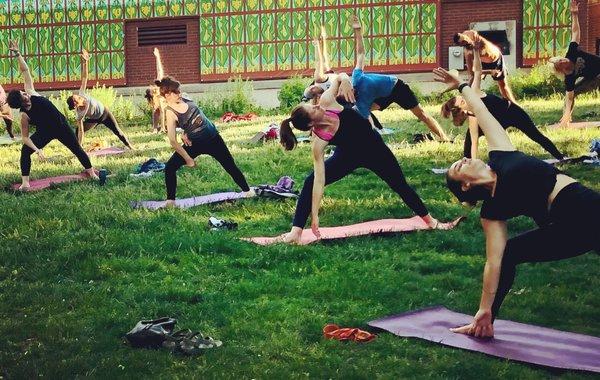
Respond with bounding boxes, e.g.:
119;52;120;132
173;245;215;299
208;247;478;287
431;168;448;175
547;121;600;130
10;172;93;191
131;191;252;210
244;216;464;246
368;306;600;373
88;147;126;157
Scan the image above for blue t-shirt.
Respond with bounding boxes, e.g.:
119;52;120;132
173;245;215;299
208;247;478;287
351;68;396;119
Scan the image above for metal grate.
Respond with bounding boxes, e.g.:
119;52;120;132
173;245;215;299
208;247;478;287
138;24;187;46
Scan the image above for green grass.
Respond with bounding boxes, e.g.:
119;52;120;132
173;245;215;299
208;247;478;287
0;97;599;379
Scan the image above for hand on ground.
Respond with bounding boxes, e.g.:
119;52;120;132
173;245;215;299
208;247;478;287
451;309;494;337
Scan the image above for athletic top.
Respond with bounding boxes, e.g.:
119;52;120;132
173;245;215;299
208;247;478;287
564;42;600;91
311;110;340;141
480;150;559;225
352;68;397;119
303;75;333;100
22;95;69;130
328;108;379;147
166;98;217;141
76;90;105;121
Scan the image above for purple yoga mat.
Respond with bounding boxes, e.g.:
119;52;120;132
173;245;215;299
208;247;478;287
131;191;251;210
368;306;600;373
10;172;93;191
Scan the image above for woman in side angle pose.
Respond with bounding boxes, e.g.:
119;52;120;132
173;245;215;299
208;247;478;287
66;49;133;149
441;47;563;160
549;0;600;128
156;74;254;207
6;40;97;190
434;66;599;338
349;15;449;141
454;29;517;104
278;71;452;244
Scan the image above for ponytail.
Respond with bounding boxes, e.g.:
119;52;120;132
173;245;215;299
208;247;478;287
440;97;457;119
280;118;297;151
279;104;312;151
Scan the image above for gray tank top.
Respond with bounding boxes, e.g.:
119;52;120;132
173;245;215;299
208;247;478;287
166;99;217;141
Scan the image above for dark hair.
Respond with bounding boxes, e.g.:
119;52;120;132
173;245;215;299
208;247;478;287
446;172;490;206
144;88;154;102
279;105;311;151
155;76;181;97
453;33;460;45
7;90;24;109
66;95;76;110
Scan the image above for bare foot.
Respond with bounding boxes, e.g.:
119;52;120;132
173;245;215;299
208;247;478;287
163;199;176;208
18;183;30;191
243;188;256;198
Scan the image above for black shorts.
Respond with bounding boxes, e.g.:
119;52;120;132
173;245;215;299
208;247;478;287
373;79;419;111
482;55;507;81
84;108;110;124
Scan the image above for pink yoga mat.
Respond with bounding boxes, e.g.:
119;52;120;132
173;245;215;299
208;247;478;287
368;306;600;373
547;121;600;130
244;216;464;245
88;147;126;157
131;191;252;210
11;172;93;191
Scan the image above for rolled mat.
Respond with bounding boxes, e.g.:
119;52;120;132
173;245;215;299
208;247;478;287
11;172;93;191
368;305;600;373
88;147;126;157
243;216;464;246
131;191;252;210
547;121;600;130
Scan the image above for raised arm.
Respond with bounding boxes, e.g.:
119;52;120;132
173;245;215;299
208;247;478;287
312;38;327;83
9;40;35;95
320;25;332;73
351;15;365;70
471;43;484;93
79;49;90;93
320;72;355;106
433;67;514;152
153;48;164;81
570;0;580;44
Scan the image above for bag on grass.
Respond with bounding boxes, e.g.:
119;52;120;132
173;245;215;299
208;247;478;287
125;317;177;348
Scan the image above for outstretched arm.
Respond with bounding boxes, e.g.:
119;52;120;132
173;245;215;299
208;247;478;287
79;49;90;93
310;136;329;238
154;48;164;81
471;44;484;94
351;15;365;70
433;67;514;152
570;0;580;44
312;38;327;83
9;40;35;95
320;25;332;73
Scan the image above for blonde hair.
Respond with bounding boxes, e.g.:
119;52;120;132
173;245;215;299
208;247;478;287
547;57;565;80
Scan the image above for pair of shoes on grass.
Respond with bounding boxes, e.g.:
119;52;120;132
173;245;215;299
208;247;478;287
208;216;238;230
162;329;223;355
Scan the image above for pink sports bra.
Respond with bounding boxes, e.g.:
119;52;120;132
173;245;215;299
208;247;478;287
312;109;340;141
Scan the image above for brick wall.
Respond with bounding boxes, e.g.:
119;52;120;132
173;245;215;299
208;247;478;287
125;17;199;86
440;0;523;69
588;0;600;54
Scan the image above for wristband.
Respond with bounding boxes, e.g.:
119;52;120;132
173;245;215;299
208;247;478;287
458;82;470;93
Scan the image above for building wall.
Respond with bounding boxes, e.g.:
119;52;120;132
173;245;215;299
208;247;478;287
589;0;600;54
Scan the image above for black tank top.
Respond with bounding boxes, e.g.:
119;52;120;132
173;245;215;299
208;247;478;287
166;99;217;141
329;108;378;148
481;94;513;128
23;95;69;130
480;151;559;225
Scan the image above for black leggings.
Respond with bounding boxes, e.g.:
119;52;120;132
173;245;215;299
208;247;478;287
292;135;428;228
165;133;250;200
574;74;600;95
491;182;600;320
85;109;131;148
21;126;92;176
464;105;563;160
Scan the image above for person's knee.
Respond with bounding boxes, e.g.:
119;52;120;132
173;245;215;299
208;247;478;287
21;145;35;156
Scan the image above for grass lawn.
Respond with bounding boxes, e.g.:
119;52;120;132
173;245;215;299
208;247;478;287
0;97;599;379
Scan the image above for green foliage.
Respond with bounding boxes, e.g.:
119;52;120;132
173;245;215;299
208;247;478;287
277;75;311;111
485;62;564;99
196;77;262;119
